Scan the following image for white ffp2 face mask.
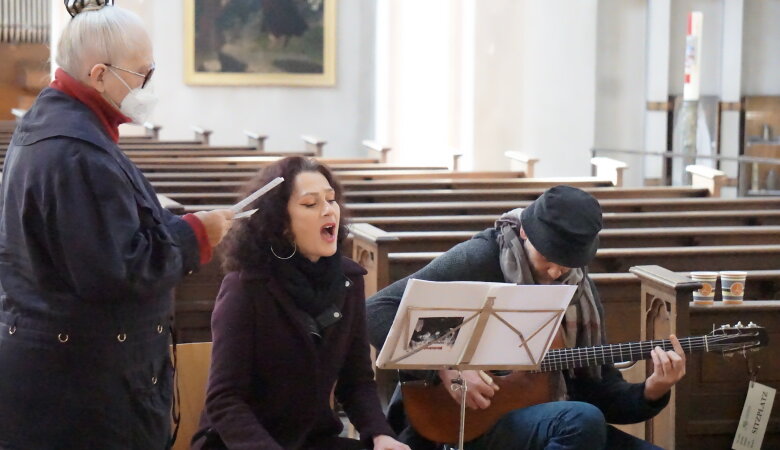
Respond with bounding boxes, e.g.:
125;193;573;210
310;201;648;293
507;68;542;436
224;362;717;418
108;67;158;124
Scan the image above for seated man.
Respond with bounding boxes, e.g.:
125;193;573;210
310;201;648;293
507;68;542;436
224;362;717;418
366;185;686;450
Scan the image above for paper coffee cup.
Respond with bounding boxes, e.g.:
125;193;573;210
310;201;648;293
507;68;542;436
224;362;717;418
690;271;718;305
720;271;747;305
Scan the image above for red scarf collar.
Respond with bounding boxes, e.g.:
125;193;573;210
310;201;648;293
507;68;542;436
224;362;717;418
50;68;131;143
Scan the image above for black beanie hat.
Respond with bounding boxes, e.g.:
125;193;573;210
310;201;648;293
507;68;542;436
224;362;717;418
520;185;602;268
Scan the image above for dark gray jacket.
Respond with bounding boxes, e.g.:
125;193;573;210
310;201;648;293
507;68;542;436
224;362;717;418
0;87;200;449
366;228;669;442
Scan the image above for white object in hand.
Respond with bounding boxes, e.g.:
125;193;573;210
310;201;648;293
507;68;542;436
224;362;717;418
230;177;284;214
233;209;258;219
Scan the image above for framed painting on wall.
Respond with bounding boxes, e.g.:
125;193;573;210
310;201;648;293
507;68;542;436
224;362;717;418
184;0;336;86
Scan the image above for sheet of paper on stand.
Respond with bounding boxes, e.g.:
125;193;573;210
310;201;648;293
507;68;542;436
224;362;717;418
375;279;576;371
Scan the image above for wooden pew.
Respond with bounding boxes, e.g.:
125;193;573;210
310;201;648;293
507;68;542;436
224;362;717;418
377;245;780;296
350;223;780;253
160;186;711;207
175;196;780;215
344;197;780;218
118;139;205;146
130;159;448;172
149;177;615;194
173;262;780;351
146;168;523;180
355;210;780;232
592;270;780;344
342;186;708;203
349;219;780;309
630;265;780;449
123;150;319;158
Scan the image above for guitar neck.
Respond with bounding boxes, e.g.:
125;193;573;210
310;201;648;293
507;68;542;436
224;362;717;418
539;336;706;372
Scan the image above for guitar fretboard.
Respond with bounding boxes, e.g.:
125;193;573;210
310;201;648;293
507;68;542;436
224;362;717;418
538;335;717;372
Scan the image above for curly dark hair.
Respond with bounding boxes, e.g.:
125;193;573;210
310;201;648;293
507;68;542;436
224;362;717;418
221;156;349;273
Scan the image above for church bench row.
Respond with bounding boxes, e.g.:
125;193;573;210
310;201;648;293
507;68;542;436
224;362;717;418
118;138;205;146
149;177;614;192
175;196;780;214
131;162;451;173
172;267;780;349
124;150;317;158
383;244;780;284
158;186;710;206
155;186;708;204
349;223;780;253
350;224;780;297
353;209;780;231
343;197;780;216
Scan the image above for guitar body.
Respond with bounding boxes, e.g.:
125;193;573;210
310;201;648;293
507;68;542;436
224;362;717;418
402;370;555;443
401;333;564;444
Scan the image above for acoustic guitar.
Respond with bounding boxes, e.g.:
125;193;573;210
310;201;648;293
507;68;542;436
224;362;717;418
401;323;768;444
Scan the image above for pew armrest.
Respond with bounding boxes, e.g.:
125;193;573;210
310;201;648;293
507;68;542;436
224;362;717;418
685;165;726;197
362;140;391;163
504;151;538;177
348;223;399;297
591;156;628;187
628;264;701;450
143;122;162;139
244;130;268;151
190;125;212;145
302;135;326;157
452;152;464;172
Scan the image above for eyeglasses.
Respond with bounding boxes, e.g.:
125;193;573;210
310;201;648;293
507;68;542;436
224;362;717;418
104;63;155;89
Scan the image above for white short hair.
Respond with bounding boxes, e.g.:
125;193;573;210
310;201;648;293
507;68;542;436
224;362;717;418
56;5;150;79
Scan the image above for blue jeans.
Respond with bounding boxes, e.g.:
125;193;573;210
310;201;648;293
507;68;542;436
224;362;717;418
461;401;660;450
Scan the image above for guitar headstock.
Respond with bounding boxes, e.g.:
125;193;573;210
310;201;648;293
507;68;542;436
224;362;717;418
707;322;768;354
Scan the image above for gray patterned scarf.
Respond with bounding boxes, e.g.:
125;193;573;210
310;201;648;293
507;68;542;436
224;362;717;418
495;208;603;397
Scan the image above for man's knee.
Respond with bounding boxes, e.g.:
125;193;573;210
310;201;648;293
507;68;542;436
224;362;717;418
566;401;607;429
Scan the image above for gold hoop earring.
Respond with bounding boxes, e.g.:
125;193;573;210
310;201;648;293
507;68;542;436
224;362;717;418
270;242;296;260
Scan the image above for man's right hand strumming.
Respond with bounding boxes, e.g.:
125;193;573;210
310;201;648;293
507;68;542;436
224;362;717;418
438;369;500;410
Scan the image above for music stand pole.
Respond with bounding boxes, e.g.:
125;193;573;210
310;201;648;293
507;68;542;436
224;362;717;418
451;371;467;450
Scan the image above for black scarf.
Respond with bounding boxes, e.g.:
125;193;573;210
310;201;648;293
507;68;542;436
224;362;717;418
274;251;347;337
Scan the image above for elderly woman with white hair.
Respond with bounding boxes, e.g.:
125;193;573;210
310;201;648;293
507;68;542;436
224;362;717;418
0;1;233;448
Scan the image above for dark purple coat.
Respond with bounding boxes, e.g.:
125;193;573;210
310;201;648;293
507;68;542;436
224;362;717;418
194;257;394;449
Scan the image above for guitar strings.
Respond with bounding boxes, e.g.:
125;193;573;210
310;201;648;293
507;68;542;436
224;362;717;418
536;334;754;372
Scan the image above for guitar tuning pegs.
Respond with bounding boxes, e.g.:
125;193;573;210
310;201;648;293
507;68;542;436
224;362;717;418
747;322;758;328
735;321;744;328
720;324;730;329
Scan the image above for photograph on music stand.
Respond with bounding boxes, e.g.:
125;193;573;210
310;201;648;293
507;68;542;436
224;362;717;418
408;316;465;351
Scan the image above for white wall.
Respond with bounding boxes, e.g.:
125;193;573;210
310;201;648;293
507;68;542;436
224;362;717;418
378;0;599;176
469;0;524;171
374;0;458;166
743;0;780;95
595;0;647;186
519;1;597;177
52;0;377;156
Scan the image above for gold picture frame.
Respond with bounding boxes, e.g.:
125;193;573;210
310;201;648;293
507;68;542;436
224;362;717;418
184;0;336;86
